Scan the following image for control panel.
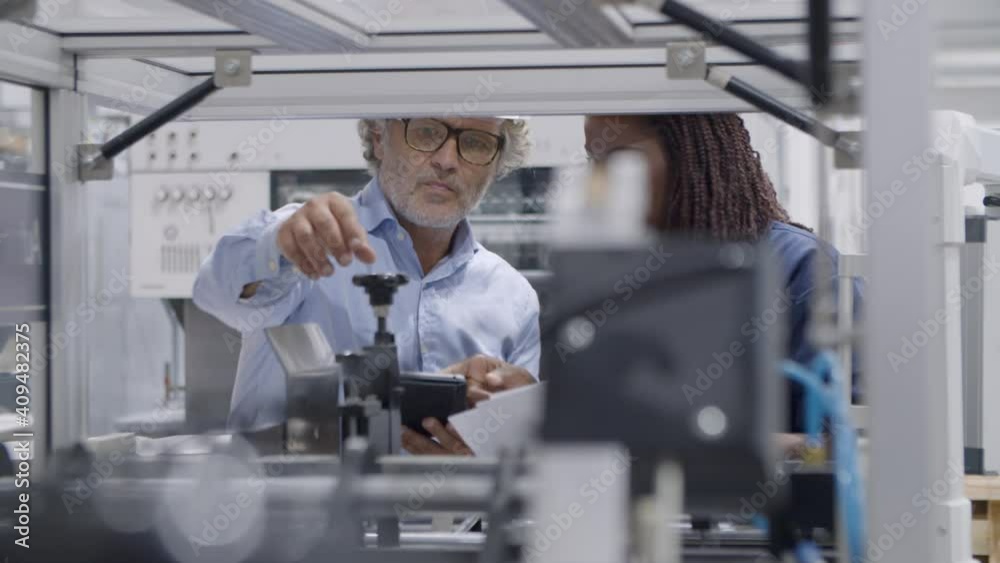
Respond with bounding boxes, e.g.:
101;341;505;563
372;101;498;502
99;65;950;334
130;172;270;298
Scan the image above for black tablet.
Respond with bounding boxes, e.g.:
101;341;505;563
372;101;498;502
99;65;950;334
399;372;467;436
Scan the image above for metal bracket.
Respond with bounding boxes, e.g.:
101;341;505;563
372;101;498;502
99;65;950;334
666;42;706;80
828;63;861;115
214;50;253;88
833;131;862;170
77;144;112;182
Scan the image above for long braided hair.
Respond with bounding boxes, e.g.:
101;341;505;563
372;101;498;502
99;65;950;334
647;113;807;241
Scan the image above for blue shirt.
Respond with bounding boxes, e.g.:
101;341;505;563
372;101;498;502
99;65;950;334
193;178;541;431
767;221;864;431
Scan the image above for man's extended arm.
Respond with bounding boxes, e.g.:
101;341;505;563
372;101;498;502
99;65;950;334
194;192;377;332
193;205;311;331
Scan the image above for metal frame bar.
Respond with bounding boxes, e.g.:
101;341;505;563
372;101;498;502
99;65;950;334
501;0;633;48
47;89;90;453
57;20;862;59
178;63;812;121
863;3;967;563
0;21;72;89
169;0;366;54
75;58;201;116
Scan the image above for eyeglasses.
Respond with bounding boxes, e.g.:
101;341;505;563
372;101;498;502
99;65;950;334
400;118;504;166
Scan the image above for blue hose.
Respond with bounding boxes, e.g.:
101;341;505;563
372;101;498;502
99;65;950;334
795;539;824;563
783;354;866;563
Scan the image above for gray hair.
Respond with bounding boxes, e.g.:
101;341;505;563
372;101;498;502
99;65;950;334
357;118;530;179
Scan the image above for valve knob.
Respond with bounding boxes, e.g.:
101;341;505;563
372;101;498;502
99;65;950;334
352;274;409;308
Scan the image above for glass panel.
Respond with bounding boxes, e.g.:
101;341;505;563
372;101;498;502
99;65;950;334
0;84;45;175
31;0;235;33
82;112;184;437
0;80;47;457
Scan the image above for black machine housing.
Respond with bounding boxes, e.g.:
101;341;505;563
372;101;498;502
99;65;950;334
540;238;786;517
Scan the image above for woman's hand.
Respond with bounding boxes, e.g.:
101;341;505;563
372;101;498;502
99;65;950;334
401;418;473;456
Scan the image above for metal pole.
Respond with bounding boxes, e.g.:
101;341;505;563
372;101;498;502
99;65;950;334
808;0;832;105
705;67;859;158
99;77;218;161
863;1;949;562
47;90;91;461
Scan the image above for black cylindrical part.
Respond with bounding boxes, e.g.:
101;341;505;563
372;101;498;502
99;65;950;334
720;71;841;149
659;0;807;86
100;77;219;160
808;0;832;106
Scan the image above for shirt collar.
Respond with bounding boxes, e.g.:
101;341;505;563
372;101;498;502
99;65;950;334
356;175;481;270
356;176;398;234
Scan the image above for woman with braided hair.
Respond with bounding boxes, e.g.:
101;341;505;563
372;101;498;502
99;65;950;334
584;113;863;433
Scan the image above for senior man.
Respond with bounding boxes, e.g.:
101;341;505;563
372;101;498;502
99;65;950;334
193;117;538;452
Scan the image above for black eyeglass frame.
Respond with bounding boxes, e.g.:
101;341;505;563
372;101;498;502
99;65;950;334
399;118;505;166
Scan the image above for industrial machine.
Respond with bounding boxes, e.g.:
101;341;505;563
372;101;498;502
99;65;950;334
8;230;823;563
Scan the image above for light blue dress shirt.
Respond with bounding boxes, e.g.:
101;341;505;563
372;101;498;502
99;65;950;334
193;178;541;431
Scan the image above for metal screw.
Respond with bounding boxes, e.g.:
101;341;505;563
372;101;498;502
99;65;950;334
562;316;596;351
677;48;696;67
695;405;728;440
223;59;241;76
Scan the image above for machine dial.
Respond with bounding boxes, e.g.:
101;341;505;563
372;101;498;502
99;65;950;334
219;186;232;201
187;186;201;200
202;185;216;200
170;187;184;202
155;186;169;202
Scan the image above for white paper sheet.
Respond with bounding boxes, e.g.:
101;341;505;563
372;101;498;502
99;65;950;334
448;382;546;457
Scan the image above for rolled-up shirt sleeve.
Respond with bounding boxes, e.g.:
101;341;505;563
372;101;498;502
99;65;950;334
506;290;541;379
193;204;313;332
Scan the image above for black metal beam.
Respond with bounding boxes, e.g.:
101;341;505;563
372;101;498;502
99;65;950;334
99;77;219;161
706;66;858;158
